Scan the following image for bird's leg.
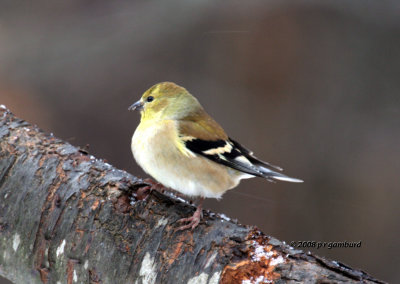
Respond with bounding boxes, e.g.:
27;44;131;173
177;197;204;231
143;178;168;192
136;178;168;200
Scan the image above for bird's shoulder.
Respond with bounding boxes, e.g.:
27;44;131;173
177;110;228;141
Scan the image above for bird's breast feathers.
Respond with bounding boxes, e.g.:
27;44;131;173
131;120;243;198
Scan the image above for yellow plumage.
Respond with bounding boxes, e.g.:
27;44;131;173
129;82;302;230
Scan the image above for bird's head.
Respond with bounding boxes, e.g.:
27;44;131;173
129;82;202;121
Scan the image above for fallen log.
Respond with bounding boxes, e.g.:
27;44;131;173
0;106;385;283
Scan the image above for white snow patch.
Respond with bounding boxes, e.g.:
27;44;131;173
56;240;66;257
175;196;188;203
84;260;89;270
251;241;273;262
218;213;231;222
204;252;217;268
270;255;284;266
187;273;208;284
13;234;20;251
137;252;157;284
73;270;77;282
163;191;190;204
242;275;272;284
155;217;168;228
250;241;286;267
208;271;221;284
245;241;286;283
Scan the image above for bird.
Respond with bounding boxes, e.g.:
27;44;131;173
129;82;303;230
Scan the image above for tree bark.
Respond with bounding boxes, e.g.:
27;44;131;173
0;106;385;284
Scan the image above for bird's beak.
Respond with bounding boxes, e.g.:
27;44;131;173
128;100;143;111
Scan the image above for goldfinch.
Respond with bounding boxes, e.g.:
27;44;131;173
129;82;303;230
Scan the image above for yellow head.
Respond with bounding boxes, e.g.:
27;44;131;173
129;82;203;121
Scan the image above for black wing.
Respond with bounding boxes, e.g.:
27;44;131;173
183;138;265;177
229;138;283;171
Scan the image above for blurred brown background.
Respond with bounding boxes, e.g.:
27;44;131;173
1;1;399;283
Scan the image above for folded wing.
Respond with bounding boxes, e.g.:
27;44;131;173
182;136;302;183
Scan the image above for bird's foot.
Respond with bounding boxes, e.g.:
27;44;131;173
135;178;166;200
143;178;167;192
135;185;151;200
177;205;203;231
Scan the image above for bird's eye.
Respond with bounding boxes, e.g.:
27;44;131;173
146;96;154;102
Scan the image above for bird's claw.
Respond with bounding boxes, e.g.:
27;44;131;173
143;178;167;192
177;207;202;231
135;185;152;200
135;178;168;200
177;216;200;231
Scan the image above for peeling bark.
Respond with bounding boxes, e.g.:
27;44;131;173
0;106;385;284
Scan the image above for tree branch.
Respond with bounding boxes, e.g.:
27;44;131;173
0;106;385;284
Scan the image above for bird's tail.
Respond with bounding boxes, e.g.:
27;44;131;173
259;166;303;183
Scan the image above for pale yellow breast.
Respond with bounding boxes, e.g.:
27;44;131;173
131;120;244;198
